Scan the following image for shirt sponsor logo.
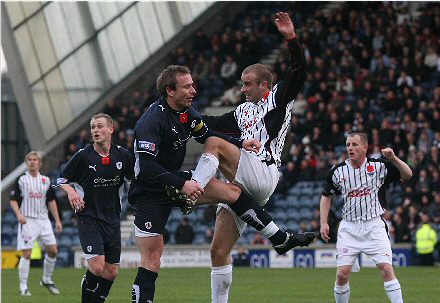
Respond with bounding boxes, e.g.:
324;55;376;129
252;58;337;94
347;188;371;198
138;141;156;152
56;178;68;185
29;192;43;199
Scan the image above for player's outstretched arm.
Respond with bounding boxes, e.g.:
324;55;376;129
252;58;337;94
274;12;296;40
381;147;413;180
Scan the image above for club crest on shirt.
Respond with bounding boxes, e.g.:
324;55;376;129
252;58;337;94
366;165;375;175
116;162;122;170
87;246;92;253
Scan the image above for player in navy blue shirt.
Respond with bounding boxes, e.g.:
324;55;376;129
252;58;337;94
56;113;134;303
129;65;312;303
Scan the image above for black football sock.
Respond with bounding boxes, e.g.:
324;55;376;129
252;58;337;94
229;191;287;246
132;267;158;303
96;276;114;303
82;269;99;303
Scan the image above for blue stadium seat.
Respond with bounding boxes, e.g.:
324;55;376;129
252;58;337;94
62;226;77;236
1;234;13;246
194;233;205;244
59;235;72;247
3;211;16;224
1;224;14;234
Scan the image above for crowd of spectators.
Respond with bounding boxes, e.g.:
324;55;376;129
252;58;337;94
59;2;439;251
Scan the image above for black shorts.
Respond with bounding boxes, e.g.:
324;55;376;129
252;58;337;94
131;170;191;235
77;216;121;264
131;195;174;235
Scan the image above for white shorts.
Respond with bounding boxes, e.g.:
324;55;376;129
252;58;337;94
336;217;392;267
17;217;57;250
218;150;279;235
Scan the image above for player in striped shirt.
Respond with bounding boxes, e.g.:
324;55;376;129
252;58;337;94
10;151;63;296
186;12;314;302
320;132;412;303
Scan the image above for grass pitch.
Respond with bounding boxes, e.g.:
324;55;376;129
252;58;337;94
2;267;438;302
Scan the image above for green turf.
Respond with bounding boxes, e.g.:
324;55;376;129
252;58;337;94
1;267;438;302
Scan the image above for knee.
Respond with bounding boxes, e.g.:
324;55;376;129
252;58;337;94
47;247;58;258
378;264;395;280
210;244;230;264
205;137;222;153
22;250;32;259
225;185;242;203
141;252;161;272
89;261;105;276
336;269;351;285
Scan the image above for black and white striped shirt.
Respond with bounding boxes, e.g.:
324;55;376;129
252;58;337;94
10;171;55;219
203;38;306;168
234;84;293;167
322;158;401;221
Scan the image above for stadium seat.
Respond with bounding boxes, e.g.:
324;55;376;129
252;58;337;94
1;234;12;246
3;211;16;224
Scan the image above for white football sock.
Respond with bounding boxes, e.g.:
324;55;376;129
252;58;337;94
261;221;280;239
43;255;57;283
384;279;403;303
334;282;350;303
211;264;232;303
192;153;219;188
19;257;30;291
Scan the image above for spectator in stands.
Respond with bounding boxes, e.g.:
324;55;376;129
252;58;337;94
415;212;438;266
10;151;63;296
251;234;268;246
232;246;250;267
104;99;121;118
175;217;195;244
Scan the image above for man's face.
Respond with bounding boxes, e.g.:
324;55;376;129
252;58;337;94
346;135;367;162
241;72;266;103
26;155;41;172
90;117;113;144
168;73;196;110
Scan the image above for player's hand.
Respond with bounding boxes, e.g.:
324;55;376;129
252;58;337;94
320;223;330;242
18;214;27;225
381;147;396;160
67;190;85;212
243;139;261;153
274;12;296;40
55;221;63;234
181;180;204;201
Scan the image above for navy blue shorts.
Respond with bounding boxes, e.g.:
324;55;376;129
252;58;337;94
130;170;191;234
77;216;121;264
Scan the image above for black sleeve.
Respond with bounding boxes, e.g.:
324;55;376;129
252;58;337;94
202;111;241;136
122;148;135;180
274;38;307;107
46;186;56;202
137;153;186;190
384;160;402;185
55;149;85;186
322;168;341;196
191;118;243;148
10;177;22;204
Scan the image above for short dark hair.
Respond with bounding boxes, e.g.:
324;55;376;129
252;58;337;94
347;132;368;144
156;65;191;98
91;113;113;127
242;63;273;88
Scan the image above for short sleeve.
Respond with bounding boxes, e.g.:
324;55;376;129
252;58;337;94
56;150;84;186
122;147;135;180
384;160;401;184
46;186;56;202
10;177;22;202
322;168;341;196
